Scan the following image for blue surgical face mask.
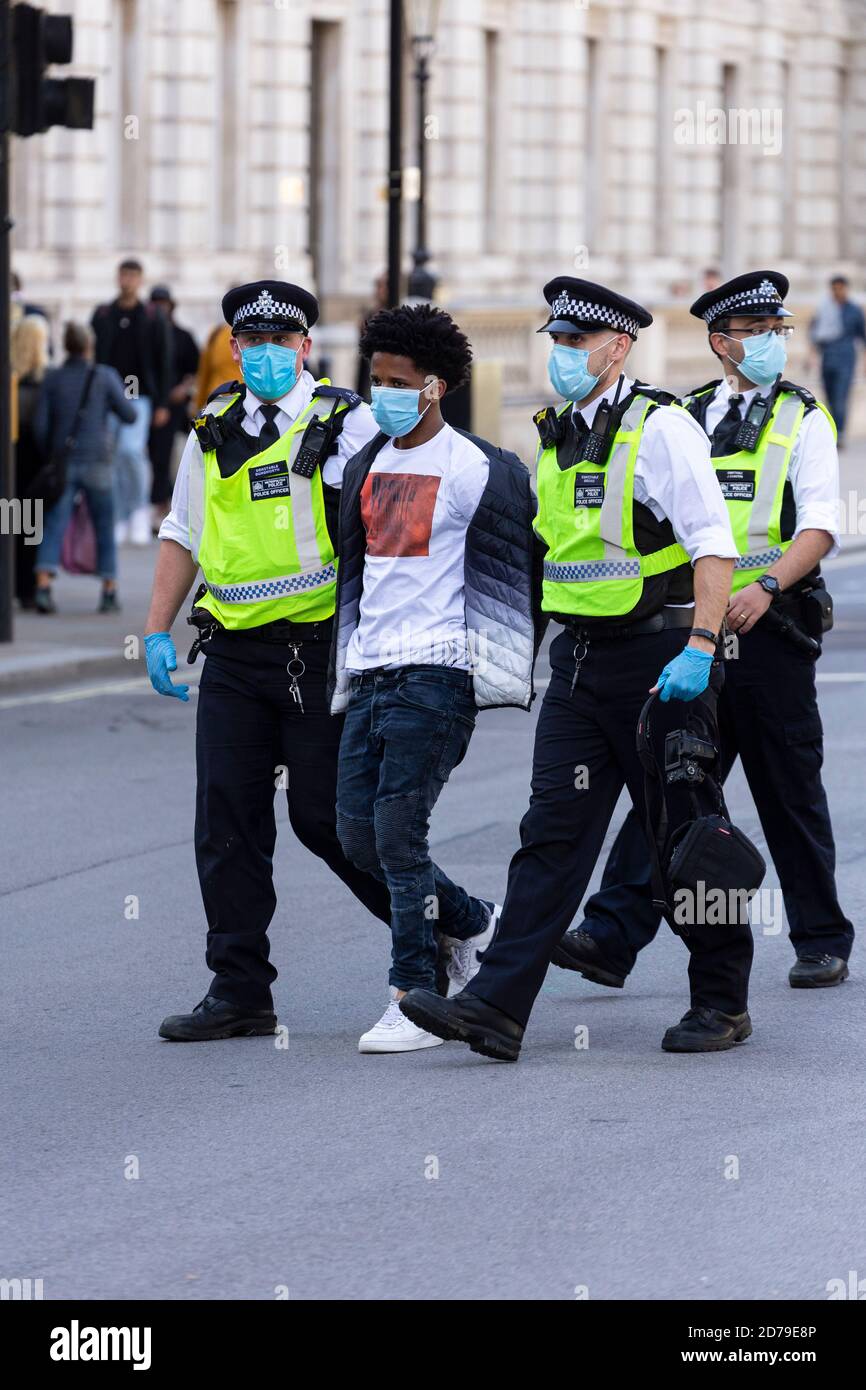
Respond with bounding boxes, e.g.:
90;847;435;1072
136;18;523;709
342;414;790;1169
548;337;617;402
370;385;433;439
722;329;787;388
240;341;303;400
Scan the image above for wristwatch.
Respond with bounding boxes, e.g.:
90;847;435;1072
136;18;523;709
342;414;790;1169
689;627;718;645
757;574;781;598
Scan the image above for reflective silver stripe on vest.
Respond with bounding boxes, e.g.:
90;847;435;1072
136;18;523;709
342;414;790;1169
747;394;802;549
187;394;237;561
733;546;784;571
597;396;652;556
288;395;339;571
205;562;337;604
544;558;641;582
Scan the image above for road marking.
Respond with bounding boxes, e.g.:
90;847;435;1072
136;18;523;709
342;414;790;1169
0;676;200;710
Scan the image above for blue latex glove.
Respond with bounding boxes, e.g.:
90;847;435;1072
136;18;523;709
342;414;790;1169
145;631;190;702
654;645;713;703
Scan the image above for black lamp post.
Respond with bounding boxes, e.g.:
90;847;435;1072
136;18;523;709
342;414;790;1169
404;0;441;301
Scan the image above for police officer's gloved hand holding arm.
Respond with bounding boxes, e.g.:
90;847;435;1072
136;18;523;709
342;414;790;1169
144;538;199;702
651;554;734;702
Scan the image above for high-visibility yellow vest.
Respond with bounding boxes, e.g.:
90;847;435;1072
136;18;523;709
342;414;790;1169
187;383;351;628
535;392;691;619
684;386;836;595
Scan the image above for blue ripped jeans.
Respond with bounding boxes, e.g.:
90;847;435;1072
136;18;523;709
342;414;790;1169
336;666;489;991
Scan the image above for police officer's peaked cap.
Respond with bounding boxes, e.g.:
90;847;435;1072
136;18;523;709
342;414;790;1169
538;277;653;339
222;280;319;335
691;271;792;328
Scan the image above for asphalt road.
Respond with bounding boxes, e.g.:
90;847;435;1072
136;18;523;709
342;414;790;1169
2;551;866;1301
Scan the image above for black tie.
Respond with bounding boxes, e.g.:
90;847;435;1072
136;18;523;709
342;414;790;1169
258;403;280;450
711;394;743;457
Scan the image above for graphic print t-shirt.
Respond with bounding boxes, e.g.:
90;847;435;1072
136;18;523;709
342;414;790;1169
345;424;489;672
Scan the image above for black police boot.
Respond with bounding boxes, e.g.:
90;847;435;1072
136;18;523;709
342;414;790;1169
399;988;524;1062
789;954;849;989
550;927;627;988
661;1006;752;1053
159;995;277;1041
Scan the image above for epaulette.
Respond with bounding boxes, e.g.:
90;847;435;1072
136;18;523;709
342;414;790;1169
683;379;722;400
313;384;363;410
206;379;244;403
778;381;818;412
631;381;679;408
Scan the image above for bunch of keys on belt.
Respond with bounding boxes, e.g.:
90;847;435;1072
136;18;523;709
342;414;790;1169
287;644;306;713
570;634;590;696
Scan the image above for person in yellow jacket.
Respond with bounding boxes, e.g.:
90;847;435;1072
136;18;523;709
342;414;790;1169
143;280;393;1041
194;321;236;412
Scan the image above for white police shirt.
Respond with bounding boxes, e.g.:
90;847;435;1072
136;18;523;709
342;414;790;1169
572;375;738;566
345;422;489;672
704;378;840;557
158;369;379;551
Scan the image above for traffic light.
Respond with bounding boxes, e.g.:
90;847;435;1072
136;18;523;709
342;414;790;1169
10;3;94;137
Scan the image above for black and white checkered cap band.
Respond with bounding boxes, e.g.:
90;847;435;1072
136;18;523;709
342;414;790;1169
232;289;308;332
702;279;784;324
550;291;640;337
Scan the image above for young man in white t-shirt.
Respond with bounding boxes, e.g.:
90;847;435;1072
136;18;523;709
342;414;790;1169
333;305;538;1052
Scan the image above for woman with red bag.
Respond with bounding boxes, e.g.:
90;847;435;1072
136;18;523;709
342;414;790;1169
32;322;136;613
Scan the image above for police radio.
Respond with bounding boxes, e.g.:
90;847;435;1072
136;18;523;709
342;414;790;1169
291;417;333;478
581;398;614;464
734;375;781;452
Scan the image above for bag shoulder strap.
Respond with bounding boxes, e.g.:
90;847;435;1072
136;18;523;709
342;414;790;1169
61;365;98;458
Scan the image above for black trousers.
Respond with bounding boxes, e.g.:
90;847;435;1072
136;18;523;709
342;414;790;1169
581;622;853;970
467;626;754;1029
195;630;392;1007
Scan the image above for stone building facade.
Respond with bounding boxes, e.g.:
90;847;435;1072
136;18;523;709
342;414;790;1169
12;0;866;454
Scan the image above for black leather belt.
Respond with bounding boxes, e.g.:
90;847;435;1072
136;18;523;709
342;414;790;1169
205;617;332;644
563;607;698;643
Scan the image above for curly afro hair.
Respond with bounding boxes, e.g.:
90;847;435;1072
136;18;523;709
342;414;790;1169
359;303;473;394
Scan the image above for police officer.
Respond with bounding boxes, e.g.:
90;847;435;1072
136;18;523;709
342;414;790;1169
144;280;393;1040
400;277;752;1058
559;271;853;990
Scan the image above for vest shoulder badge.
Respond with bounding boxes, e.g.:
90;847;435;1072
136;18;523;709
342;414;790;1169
205;379;243;404
778;381;817;412
313;384;363;410
631;382;679;408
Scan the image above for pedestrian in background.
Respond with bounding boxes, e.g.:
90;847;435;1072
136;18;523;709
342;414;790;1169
91;259;172;544
11;269;50;328
148;286;200;532
11;314;50;609
33;323;136;614
809;275;866;448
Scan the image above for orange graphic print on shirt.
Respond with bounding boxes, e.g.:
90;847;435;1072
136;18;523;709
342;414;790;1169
360;472;442;557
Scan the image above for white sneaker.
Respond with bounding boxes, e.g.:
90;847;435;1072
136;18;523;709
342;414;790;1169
445;902;502;997
358;989;445;1053
129;507;152;546
114;519;129;546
